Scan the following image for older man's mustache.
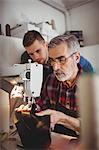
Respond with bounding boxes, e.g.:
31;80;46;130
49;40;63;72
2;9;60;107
54;70;65;76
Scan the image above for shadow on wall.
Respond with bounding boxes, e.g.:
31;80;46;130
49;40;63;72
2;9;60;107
0;35;25;67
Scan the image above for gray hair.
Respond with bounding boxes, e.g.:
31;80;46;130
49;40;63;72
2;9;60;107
48;35;80;54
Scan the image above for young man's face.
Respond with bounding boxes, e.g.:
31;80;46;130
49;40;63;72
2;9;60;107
26;40;48;64
48;43;80;81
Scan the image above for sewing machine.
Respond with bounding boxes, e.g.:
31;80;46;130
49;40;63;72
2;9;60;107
1;60;43;107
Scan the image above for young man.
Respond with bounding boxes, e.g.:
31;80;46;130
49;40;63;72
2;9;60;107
22;30;48;64
21;30;52;86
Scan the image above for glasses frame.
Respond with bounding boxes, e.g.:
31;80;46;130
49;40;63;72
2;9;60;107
48;52;76;66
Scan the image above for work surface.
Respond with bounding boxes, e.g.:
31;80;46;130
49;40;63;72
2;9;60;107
0;130;81;150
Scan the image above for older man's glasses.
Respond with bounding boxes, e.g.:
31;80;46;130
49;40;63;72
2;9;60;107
48;53;75;66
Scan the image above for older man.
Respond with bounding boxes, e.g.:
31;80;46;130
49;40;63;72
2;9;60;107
35;35;82;136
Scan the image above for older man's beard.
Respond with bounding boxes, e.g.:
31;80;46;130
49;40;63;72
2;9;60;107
54;69;73;82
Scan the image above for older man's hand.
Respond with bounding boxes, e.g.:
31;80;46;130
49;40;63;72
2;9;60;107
36;109;65;130
10;85;24;99
15;104;31;112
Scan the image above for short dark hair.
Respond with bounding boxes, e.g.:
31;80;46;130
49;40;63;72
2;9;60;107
23;30;45;47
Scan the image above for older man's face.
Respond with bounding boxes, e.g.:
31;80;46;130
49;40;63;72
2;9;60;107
49;43;80;81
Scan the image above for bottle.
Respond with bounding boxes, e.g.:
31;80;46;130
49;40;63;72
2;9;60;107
5;24;11;36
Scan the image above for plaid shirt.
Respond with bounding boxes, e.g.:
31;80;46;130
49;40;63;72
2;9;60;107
36;64;83;116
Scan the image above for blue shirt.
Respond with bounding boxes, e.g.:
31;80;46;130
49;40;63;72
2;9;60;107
80;55;94;72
